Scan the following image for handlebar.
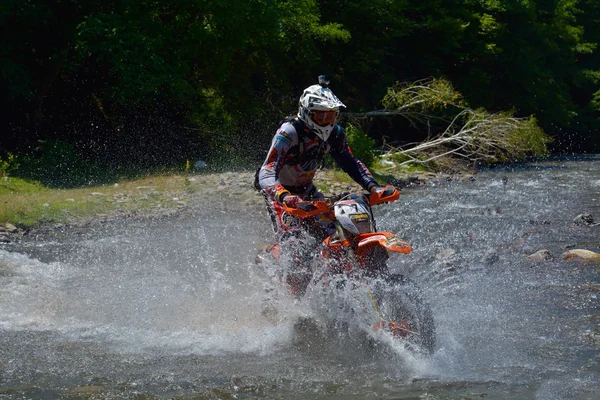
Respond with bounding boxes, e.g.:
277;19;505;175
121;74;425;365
283;185;399;218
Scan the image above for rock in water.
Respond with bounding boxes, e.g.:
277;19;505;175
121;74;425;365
562;249;600;262
573;213;597;226
526;249;554;262
5;223;17;232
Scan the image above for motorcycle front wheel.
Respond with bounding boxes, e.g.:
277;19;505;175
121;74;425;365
370;273;436;354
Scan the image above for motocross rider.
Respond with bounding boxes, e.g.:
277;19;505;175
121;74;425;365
258;76;398;296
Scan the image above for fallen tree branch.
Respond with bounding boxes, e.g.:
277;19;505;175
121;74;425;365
380;107;550;168
366;78;552;168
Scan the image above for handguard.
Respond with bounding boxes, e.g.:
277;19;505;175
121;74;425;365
283;201;330;218
368;185;400;206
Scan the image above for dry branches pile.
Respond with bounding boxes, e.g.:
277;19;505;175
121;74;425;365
351;78;552;169
383;108;550;167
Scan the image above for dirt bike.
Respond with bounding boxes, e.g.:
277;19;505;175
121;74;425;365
256;185;436;354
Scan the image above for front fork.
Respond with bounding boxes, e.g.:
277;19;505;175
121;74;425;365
335;221;357;264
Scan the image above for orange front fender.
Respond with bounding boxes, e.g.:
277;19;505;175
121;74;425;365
355;232;412;254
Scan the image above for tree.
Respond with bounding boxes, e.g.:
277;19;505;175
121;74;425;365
1;0;351;170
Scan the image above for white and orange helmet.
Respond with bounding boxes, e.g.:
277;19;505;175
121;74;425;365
297;76;346;141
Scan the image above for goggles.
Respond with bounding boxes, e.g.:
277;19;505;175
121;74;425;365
311;110;338;126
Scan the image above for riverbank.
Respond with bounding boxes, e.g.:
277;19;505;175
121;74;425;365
0;168;473;242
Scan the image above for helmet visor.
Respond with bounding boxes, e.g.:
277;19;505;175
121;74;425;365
311;110;338;126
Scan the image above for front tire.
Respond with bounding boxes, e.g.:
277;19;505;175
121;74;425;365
371;274;436;354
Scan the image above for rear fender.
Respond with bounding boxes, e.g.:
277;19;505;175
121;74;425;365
355;232;412;254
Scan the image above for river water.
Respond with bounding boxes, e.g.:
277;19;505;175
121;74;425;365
1;156;599;399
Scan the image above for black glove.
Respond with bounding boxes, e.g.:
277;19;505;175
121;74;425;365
282;194;302;208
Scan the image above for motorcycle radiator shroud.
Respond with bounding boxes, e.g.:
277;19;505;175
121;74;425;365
334;196;374;235
332;195;412;254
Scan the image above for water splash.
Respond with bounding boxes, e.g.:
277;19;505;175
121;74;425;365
1;156;599;398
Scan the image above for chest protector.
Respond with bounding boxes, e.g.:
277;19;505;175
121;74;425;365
253;117;330;191
284;117;329;167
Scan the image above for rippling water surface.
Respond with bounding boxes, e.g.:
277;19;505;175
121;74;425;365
1;156;599;399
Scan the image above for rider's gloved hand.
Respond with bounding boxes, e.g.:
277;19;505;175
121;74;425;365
282;194;302;208
369;183;385;193
369;184;399;197
369;184;384;194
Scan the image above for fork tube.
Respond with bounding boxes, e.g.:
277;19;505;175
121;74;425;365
335;222;356;264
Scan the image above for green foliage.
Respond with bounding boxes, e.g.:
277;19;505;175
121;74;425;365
2;0;600;176
464;0;585;128
464;110;552;163
504;116;553;159
382;77;465;113
591;89;600;111
64;0;350;109
0;153;19;178
345;124;376;168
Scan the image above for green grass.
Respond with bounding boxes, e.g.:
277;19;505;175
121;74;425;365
0;175;195;229
0;177;48;195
